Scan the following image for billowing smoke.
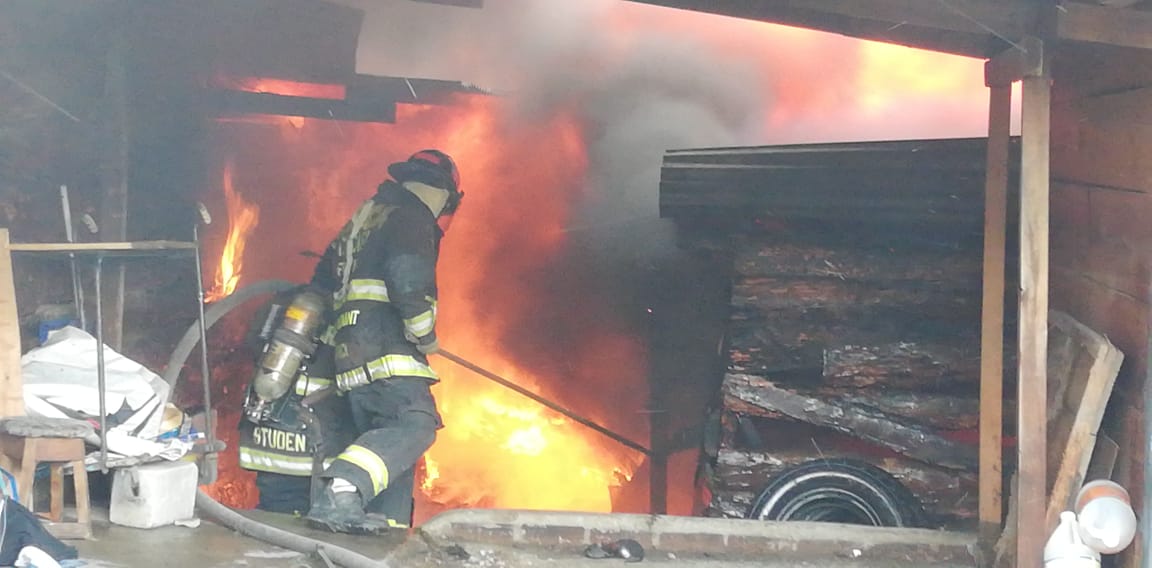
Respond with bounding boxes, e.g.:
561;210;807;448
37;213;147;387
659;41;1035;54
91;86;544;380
346;0;768;258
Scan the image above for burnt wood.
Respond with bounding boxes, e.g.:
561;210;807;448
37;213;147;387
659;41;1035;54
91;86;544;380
830;390;984;431
722;373;977;471
823;343;980;390
732;276;978;313
710;449;978;522
733;242;984;284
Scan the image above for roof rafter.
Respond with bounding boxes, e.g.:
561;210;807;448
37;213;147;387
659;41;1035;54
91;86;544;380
629;0;1040;57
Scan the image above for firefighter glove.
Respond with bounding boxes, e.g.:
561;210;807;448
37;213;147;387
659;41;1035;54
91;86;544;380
416;335;440;355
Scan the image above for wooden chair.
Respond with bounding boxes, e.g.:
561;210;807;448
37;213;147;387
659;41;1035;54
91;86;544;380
0;416;93;539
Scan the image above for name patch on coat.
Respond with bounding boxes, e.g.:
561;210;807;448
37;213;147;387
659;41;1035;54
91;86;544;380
252;426;309;453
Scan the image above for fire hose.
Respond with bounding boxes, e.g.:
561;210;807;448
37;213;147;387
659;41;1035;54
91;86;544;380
166;279;650;566
165;280;387;568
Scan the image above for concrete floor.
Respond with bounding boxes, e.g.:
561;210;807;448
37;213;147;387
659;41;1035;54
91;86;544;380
70;514;976;568
73;509;406;568
75;525;968;568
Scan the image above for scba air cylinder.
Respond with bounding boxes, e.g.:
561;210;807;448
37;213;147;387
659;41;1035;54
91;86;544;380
252;288;328;404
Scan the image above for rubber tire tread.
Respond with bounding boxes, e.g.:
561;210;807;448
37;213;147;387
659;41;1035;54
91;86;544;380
746;457;925;528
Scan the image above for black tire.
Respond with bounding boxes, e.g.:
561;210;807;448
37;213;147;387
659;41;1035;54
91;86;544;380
747;458;925;528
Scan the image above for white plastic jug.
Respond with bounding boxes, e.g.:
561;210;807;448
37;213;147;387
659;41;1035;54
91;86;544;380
1075;480;1137;554
1044;511;1102;568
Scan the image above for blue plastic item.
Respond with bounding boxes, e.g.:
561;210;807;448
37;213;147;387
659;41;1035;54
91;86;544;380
1;466;18;503
37;318;75;344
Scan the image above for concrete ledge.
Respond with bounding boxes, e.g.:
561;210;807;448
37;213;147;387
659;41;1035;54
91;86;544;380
418;510;978;565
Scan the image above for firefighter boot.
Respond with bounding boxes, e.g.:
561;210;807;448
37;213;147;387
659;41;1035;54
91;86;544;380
306;483;366;533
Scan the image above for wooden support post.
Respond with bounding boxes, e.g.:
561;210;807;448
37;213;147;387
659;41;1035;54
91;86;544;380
0;229;23;418
649;369;668;515
979;80;1012;552
1016;50;1052;568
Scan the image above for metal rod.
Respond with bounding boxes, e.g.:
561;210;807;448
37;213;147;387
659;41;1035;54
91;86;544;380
1144;325;1152;568
94;254;108;472
0;68;82;122
192;225;217;482
60;185;86;330
437;348;650;455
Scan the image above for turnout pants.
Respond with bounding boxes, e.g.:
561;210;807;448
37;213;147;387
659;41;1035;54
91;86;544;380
322;377;441;527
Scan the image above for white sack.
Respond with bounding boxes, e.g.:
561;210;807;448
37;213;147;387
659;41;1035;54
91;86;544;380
21;326;170;440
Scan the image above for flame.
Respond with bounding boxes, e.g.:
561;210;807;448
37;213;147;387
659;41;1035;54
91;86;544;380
205;94;645;518
205;162;260;302
213;74;347;100
201;0;991;518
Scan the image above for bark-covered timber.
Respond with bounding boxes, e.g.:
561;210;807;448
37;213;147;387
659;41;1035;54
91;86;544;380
705;489;757;519
731;276;979;313
830;389;985;431
822;342;979;390
710;449;978;523
733;242;984;284
727;326;987;386
722;373;977;471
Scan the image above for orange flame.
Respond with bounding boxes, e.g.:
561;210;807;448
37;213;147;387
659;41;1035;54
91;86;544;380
205;162;260;302
202;1;991;519
213;74;347;100
205;94;647;520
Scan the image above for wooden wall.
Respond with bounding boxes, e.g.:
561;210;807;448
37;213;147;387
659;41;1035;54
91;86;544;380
1050;43;1152;566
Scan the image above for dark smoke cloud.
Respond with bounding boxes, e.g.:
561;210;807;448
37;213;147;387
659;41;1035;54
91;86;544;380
342;0;767;258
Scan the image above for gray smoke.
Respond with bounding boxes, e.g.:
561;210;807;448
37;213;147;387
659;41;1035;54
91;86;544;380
345;0;766;257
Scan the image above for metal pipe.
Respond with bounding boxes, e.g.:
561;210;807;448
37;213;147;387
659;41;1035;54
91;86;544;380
192;225;217;483
1143;329;1152;568
94;254;107;472
436;348;650;455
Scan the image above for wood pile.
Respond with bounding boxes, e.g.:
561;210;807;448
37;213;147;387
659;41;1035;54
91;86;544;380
701;230;1013;529
658;138;1023;529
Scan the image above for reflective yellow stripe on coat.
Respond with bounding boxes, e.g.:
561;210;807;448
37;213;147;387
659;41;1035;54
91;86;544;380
345;278;390;303
335;444;389;495
365;354;437;381
238;448;334;476
294;376;333;397
402;297;437;339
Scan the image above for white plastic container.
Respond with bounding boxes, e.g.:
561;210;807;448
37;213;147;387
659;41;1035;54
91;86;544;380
1075;480;1138;554
1044;511;1101;568
109;461;198;529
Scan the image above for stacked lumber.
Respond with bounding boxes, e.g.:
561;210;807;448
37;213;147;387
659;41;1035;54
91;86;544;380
702;231;1006;529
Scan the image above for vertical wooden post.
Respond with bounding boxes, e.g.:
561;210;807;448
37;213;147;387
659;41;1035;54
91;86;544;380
979;81;1011;551
0;229;24;417
1016;59;1052;567
649;411;668;515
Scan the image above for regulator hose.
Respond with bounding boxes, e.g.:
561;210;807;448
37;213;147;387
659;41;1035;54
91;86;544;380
166;279;390;568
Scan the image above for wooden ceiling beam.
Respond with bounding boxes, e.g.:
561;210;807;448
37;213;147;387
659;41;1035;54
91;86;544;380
985;37;1045;86
1058;2;1152;51
630;0;1039;57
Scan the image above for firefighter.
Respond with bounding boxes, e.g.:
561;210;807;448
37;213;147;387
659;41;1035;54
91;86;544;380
304;149;462;532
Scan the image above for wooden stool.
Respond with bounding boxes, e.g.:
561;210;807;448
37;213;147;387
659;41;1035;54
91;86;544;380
0;417;92;539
